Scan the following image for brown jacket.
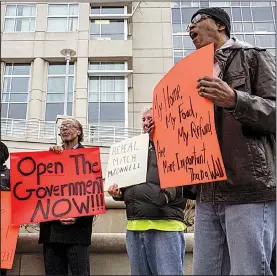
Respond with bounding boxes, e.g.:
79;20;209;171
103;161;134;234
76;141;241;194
199;38;276;204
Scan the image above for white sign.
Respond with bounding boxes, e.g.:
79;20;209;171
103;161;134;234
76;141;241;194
104;133;149;190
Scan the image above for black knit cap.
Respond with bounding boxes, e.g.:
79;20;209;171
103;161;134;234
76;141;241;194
191;7;231;37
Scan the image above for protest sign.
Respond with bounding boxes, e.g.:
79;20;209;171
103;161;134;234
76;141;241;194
153;43;227;188
1;191;20;270
104;133;149;190
10;148;105;225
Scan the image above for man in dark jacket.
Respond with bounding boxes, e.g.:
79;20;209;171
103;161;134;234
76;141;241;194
108;107;188;276
39;118;93;275
0;142;10;276
187;7;276;275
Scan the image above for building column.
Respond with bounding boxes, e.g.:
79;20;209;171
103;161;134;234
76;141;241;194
74;57;88;125
28;57;45;121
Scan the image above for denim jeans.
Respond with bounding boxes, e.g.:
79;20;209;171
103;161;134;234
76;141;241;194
193;200;276;275
126;230;185;275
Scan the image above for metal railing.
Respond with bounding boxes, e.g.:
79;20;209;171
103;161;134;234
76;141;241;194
1;118;143;145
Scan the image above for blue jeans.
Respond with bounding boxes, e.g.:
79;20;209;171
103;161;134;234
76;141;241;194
126;230;185;275
193;200;276;275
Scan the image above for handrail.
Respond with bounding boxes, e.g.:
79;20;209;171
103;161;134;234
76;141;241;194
1;118;143;145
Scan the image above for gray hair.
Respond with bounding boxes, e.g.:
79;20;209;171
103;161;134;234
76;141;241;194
141;106;152;116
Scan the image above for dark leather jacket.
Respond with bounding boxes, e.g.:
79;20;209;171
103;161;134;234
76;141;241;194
0;165;10;191
198;39;276;204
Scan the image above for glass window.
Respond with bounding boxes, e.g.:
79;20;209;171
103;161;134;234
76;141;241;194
183;35;194;49
45;63;75;121
47;4;79;32
88;62;127;126
255;34;276;47
1;63;31;119
102;7;125;14
251;2;271;7
232;7;242;21
252;7;274;21
89;6;127;40
4;4;36;32
231;2;240;6
180;2;199;8
253;22;275;32
245;34;255;45
200;2;209;8
90;19;124;40
233;22;244;32
172;8;181;23
172;23;182;33
182;8;198;22
244;22;254;32
242;7;252;21
173;36;183;49
210;2;230;7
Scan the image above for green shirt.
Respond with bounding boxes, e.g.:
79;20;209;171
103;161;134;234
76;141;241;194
127;220;186;231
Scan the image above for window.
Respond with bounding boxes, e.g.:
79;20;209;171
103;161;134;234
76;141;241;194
88;62;128;126
45;64;75;121
89;6;127;40
1;64;31;119
4;4;36;32
171;1;276;64
47;4;79;32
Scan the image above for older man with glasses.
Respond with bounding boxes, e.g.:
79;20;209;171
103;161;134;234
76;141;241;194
39;118;93;276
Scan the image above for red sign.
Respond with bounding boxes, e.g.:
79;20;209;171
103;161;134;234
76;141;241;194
10;148;105;225
153;43;226;188
1;192;20;269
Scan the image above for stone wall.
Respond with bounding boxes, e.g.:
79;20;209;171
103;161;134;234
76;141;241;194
7;233;194;275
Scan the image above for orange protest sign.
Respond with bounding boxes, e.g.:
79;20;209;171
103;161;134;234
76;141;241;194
1;191;20;270
10;148;105;225
153;43;227;188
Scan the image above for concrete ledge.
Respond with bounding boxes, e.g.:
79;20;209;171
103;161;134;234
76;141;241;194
16;232;194;253
10;233;194;275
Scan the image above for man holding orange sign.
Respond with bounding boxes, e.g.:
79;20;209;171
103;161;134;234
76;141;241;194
186;7;276;275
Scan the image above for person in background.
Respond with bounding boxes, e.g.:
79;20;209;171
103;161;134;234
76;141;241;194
39;118;93;276
0;142;10;276
108;107;189;276
186;7;275;275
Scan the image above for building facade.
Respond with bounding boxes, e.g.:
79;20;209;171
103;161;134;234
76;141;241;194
1;1;276;171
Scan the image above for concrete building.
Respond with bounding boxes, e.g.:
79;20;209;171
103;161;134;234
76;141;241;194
1;1;275;274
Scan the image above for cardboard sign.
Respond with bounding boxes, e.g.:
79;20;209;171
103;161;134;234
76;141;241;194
104;133;149;189
153;43;227;188
10;148;105;225
1;192;20;269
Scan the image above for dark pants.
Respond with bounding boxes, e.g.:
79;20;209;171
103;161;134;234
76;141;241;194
0;269;7;276
43;243;90;275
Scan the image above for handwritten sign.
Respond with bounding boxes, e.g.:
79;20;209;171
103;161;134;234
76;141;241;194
153;43;226;188
1;192;19;269
10;148;106;225
104;133;149;189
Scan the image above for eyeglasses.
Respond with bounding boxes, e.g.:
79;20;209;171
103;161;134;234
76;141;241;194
59;123;78;131
187;14;213;31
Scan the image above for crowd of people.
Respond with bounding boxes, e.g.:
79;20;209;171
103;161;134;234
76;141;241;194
1;7;276;276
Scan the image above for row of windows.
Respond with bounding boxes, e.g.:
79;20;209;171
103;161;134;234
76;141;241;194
172;6;276;24
171;1;276;64
4;4;127;40
172;1;276;8
1;63;127;127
